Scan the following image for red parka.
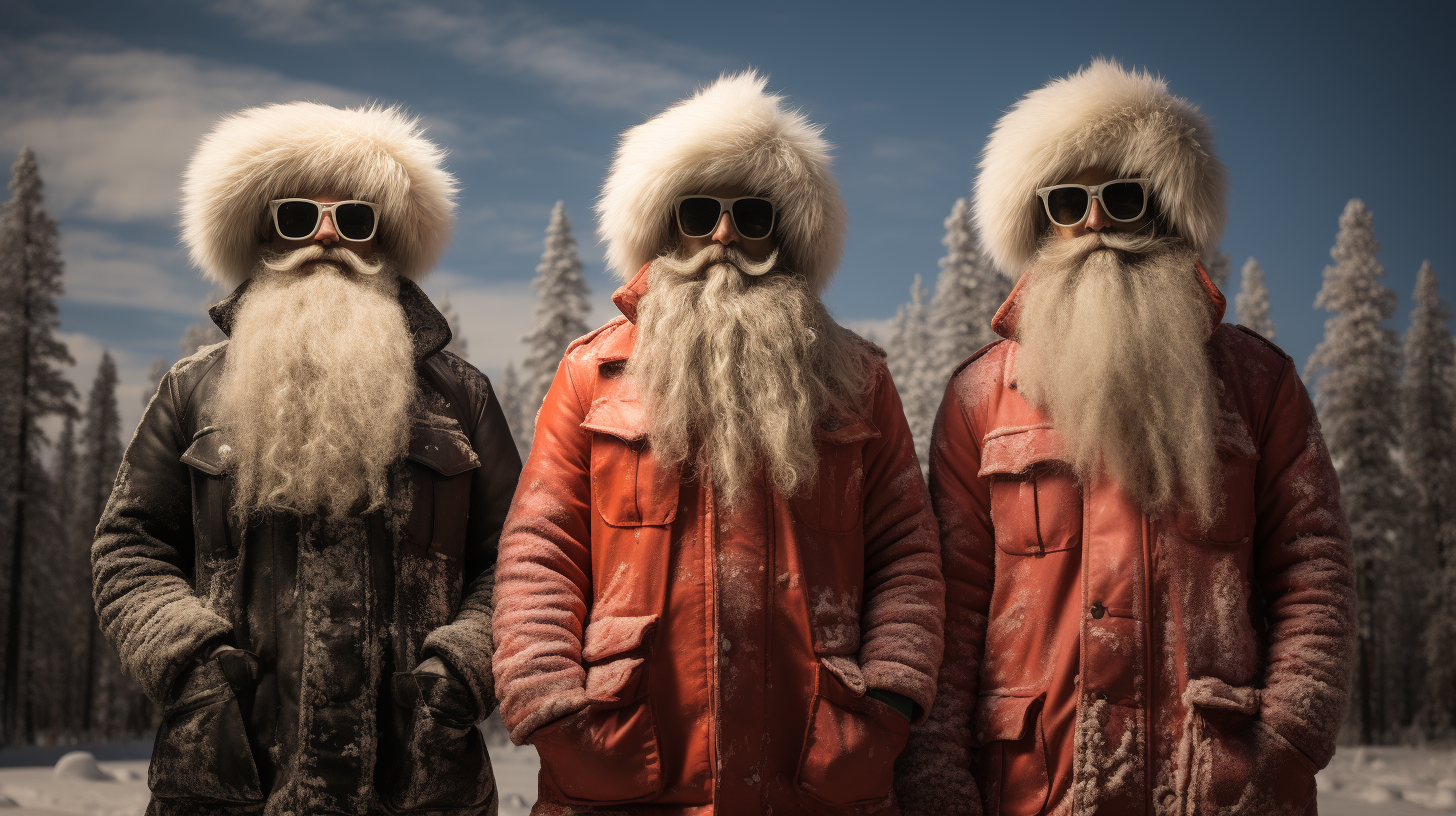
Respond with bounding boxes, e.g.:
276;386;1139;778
895;265;1354;816
493;266;945;815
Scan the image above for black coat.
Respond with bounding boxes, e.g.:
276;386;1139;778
92;279;521;816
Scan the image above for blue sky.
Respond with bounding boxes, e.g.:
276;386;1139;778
1;0;1450;436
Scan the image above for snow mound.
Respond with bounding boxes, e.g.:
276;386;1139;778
0;791;16;807
52;752;112;782
1356;783;1400;804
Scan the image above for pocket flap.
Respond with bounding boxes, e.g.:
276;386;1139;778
582;614;659;663
813;412;880;445
180;426;229;476
973;692;1044;746
408;421;480;476
979;426;1066;477
581;397;649;442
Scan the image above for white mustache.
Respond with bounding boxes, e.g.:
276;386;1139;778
259;244;388;277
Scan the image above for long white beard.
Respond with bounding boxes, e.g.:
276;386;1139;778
1014;232;1220;528
628;244;872;507
215;245;414;521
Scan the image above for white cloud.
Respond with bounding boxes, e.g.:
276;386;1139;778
0;34;361;224
207;0;708;112
60;229;210;314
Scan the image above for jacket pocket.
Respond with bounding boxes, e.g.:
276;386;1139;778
379;668;496;813
981;427;1081;556
791;412;880;533
582;399;680;527
796;658;911;806
1176;418;1259;546
406;418;481;561
148;659;263;804
531;614;664;804
1177;678;1317;815
973;692;1049;816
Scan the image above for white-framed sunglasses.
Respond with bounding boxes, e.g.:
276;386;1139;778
269;198;380;242
673;195;776;240
1035;178;1151;227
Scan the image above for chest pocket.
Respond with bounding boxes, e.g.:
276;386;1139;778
980;426;1082;556
790;413;879;533
1176;414;1259;546
407;419;481;560
581;398;680;527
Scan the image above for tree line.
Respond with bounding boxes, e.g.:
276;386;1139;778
0;146;1450;749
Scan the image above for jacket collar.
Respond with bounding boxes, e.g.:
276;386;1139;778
991;260;1226;341
209;275;453;365
611;262;652;325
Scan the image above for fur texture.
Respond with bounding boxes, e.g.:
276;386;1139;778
182;102;457;286
974;58;1227;276
596;71;848;292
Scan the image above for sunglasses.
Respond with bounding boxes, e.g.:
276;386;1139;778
1035;179;1151;227
674;195;776;241
269;198;379;242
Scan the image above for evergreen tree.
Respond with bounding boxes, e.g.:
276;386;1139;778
0;148;76;745
886;275;934;471
497;362;530;461
1235;258;1276;340
1202;247;1232;291
1306;199;1406;744
928;198;1010;388
519;202;590;452
439;293;469;359
180;319;225;357
1400;262;1456;738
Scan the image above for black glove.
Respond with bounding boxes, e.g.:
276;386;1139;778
394;656;479;729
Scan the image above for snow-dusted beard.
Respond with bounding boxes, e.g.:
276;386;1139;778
1015;232;1220;528
216;245;414;521
628;244;872;507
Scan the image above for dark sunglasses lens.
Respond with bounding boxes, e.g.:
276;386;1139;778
1046;187;1089;226
1101;182;1146;221
276;201;320;238
677;197;722;237
731;198;774;239
335;203;376;240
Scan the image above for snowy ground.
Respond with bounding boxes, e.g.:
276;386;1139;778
0;744;1451;814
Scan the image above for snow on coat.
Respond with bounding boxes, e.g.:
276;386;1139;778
894;263;1354;816
91;279;521;816
492;267;945;815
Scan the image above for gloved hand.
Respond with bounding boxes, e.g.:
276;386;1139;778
395;656;479;729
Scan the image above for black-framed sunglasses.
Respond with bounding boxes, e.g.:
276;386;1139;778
1035;178;1150;227
269;198;380;242
674;195;776;241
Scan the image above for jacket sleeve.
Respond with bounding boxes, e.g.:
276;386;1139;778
491;353;594;743
421;368;523;718
894;373;992;816
857;364;945;721
91;368;233;703
1251;359;1355;769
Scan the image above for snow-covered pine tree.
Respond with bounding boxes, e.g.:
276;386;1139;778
497;362;530;461
1400;261;1456;739
928;197;1010;390
1307;199;1406;744
1235;258;1276;340
180;319;225;357
439;293;469;359
0;148;76;746
1202;247;1232;292
886;275;935;471
75;352;144;739
519;201;590;452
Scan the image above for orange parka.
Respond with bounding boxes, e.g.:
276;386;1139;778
894;265;1354;816
493;266;945;815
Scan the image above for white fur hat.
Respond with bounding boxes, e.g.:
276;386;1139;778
974;58;1227;275
596;71;847;291
182;101;457;286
